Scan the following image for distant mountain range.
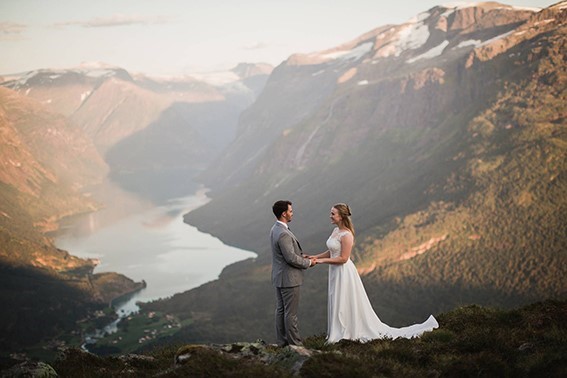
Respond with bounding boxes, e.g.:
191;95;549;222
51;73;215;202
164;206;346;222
2;62;273;202
0;62;272;353
0;0;564;356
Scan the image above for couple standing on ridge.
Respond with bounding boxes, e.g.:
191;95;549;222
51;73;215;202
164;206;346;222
270;199;438;347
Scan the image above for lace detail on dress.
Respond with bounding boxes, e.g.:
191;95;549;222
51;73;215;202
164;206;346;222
326;227;351;258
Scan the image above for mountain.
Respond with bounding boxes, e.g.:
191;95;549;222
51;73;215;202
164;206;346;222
0;63;133;119
138;1;567;345
0;86;105;238
0;87;145;354
198;2;538;192
105;65;273;202
2;62;273;202
0;61;274;353
0;63;268;153
0;0;564;359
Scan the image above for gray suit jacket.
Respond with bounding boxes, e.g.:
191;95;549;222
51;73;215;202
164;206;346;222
271;222;311;288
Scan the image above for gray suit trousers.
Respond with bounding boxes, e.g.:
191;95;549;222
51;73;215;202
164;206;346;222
275;286;302;346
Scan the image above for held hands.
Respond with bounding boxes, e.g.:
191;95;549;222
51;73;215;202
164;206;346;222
307;255;319;267
304;251;329;267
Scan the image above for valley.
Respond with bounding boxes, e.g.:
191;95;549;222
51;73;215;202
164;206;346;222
0;0;564;365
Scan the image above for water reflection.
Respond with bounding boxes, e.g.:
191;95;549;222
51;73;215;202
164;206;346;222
55;184;256;314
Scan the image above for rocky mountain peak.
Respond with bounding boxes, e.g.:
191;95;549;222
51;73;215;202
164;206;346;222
369;1;537;64
1;65;132;91
431;2;538;32
286;1;539;68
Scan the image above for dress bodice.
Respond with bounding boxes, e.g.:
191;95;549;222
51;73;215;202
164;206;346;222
326;227;351;258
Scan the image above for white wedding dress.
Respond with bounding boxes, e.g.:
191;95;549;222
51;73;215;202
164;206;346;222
326;227;439;343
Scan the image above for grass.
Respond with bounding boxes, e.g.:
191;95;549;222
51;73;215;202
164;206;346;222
300;300;567;377
38;300;567;377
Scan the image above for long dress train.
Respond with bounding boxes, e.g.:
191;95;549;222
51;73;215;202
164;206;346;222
326;227;438;343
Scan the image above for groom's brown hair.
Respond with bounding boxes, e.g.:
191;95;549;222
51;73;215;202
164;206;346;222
272;200;292;219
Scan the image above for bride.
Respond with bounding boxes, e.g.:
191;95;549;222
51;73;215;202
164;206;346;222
309;203;438;343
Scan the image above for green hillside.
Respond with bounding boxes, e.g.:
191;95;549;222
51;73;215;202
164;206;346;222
355;43;567;324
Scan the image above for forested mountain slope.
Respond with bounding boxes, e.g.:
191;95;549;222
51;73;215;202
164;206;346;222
156;2;567;344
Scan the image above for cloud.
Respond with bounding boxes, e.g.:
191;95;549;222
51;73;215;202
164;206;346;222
242;42;269;50
54;14;170;28
0;22;27;40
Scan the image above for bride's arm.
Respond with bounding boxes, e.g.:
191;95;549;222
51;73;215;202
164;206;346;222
309;250;330;259
316;233;353;265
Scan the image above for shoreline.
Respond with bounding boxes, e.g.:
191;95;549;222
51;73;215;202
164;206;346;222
54;184;256;305
109;280;147;308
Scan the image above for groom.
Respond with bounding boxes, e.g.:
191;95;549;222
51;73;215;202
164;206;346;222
270;200;314;347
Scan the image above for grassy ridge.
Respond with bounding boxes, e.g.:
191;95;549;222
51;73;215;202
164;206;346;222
38;300;567;377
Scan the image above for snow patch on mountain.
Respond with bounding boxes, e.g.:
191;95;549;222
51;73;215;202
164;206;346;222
80;91;91;102
320;42;374;62
84;69;117;78
72;62;124;78
455;39;482;49
4;65;122;89
396;20;431;52
190;71;240;86
375;17;431;59
406;40;450;63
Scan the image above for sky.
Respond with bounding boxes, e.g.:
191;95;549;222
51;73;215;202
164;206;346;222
0;0;559;77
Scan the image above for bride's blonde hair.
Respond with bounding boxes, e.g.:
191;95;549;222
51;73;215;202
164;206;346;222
333;203;355;236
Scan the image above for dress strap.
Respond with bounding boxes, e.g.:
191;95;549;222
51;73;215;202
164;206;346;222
336;229;351;239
